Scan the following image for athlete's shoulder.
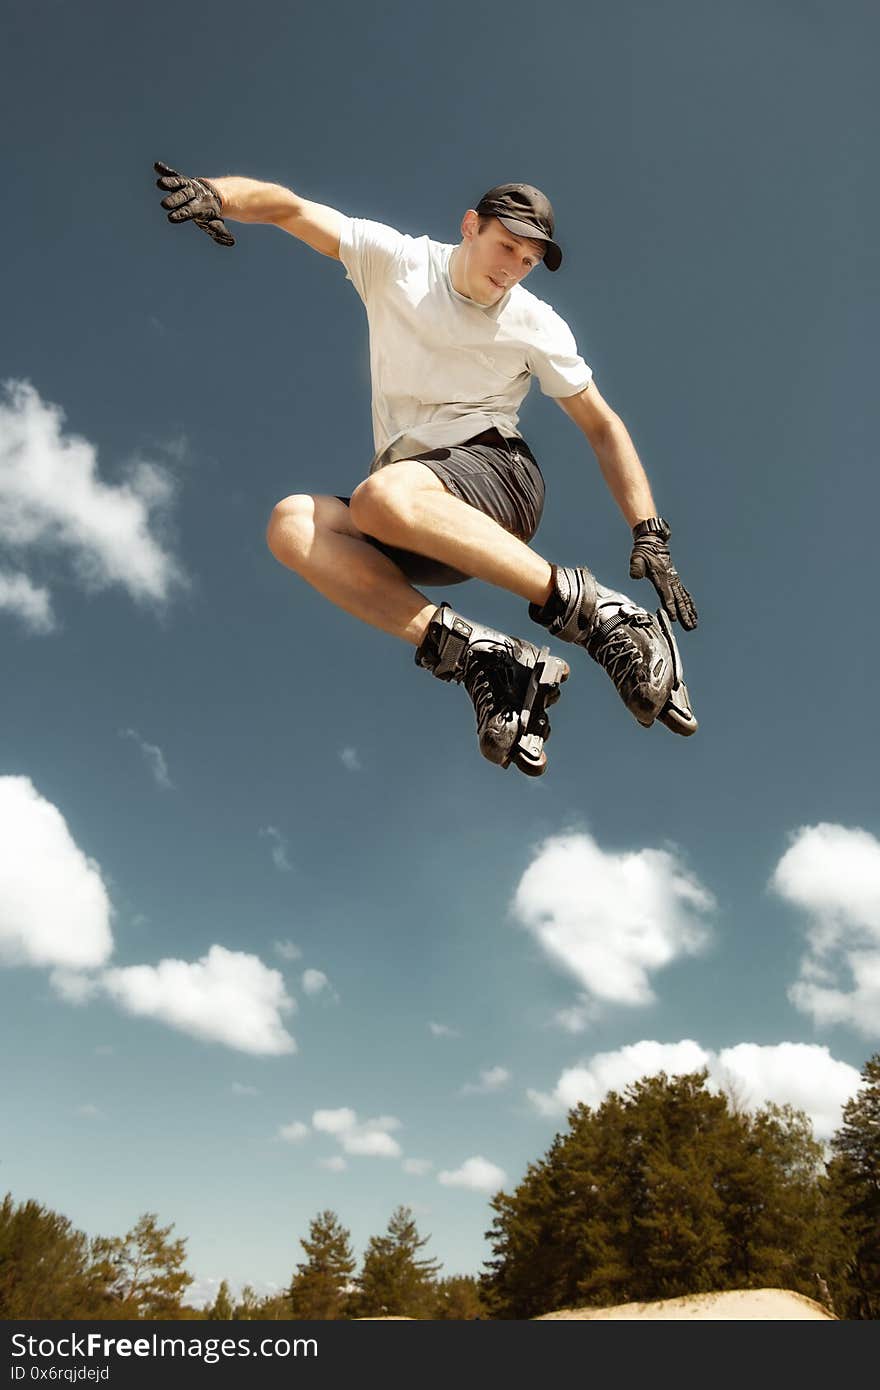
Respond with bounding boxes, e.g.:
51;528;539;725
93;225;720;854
507;283;576;340
359;218;443;262
342;214;407;252
410;231;448;264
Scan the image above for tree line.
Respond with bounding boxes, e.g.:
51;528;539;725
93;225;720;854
3;1053;877;1319
0;1196;482;1321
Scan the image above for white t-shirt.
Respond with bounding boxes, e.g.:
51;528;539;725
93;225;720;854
338;216;592;469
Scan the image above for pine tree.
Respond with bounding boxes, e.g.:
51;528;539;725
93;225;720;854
718;1102;830;1293
92;1212;192;1317
206;1279;234;1320
621;1073;730;1298
353;1206;441;1318
827;1053;880;1319
233;1284;261;1319
483;1076;732;1315
482;1132;601;1318
0;1197;197;1320
431;1274;487;1319
0;1195;104;1318
253;1291;292;1319
288;1210;356;1320
482;1070;838;1318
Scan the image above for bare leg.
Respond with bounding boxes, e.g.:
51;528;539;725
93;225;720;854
348;461;556;605
267;469;695;744
266;487;572;771
266;494;437;645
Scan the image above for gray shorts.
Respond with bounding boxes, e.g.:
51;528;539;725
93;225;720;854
338;429;545;586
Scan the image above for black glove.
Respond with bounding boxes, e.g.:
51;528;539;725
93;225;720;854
629;517;698;630
154;161;235;247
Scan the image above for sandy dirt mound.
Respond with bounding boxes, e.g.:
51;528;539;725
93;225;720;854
535;1288;834;1320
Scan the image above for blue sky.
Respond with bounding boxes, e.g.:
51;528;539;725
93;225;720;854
2;0;878;1304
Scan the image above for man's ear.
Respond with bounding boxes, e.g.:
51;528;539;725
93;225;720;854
460;209;480;241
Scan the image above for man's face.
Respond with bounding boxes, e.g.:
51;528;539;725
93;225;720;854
456;212;545;305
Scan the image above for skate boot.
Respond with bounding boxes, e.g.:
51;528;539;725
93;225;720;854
415;603;569;775
529;565;697;735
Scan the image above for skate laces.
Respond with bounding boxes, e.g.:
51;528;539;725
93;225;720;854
464;644;520;734
587;611;653;696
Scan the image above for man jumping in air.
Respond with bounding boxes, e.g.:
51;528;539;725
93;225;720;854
154;162;699;775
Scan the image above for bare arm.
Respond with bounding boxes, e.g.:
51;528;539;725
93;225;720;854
556;381;656;527
559;382;698;627
207;176;343;259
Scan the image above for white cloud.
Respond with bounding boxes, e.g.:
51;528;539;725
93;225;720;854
339;747;362;772
461;1066;511;1096
0;780;301;1057
120;729;172;789
715;1043;861;1140
343;1127;401;1158
231;1083;259;1097
100;945;296;1055
76;1104;101;1118
512;832;715;1007
50;969;101;1004
279;1121;310;1143
312;1108;402;1158
0;776;114;970
402;1158;433;1176
0;570;55;633
318;1156;347;1172
260;826;292;873
437;1156;507;1192
526;1090;564;1119
527;1040;712;1117
771;823;880;1037
772;823;880;931
302;969;335;999
552;998;601;1034
313;1108;358;1136
429;1022;459;1038
274;940;301;961
0;379;185;625
527;1039;862;1142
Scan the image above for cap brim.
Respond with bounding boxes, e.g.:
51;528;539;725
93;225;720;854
496;215;562;271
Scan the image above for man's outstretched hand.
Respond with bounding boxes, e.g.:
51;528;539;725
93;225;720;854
154;161;235;247
629;517;698;630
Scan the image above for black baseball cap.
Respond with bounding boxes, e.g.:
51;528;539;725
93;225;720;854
475;183;562;271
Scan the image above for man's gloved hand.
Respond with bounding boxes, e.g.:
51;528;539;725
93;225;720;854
629;517;698;630
154;161;235;247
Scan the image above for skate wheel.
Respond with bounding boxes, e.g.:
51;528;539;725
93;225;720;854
514;747;548;777
658;702;698;736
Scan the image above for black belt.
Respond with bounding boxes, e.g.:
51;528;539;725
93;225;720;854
464;428;508;447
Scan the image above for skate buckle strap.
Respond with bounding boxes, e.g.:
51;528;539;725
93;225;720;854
433;613;473;681
595;604;652;640
594;611;627;642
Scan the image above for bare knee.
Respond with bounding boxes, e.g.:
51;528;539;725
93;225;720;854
349;466;419;539
266;494;318;568
267;493;362;571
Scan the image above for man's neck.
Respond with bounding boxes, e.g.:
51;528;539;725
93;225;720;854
448;245;466;297
448;245;491;306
